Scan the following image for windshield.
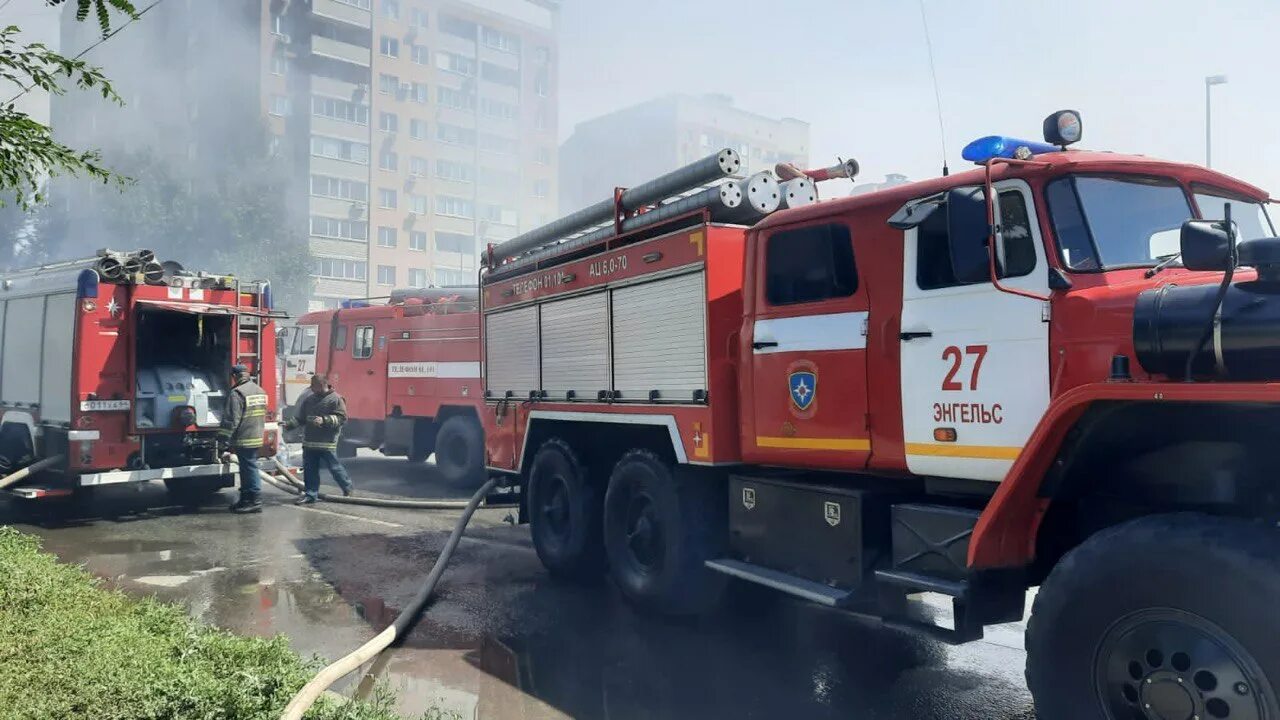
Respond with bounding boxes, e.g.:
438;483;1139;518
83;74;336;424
1046;176;1193;271
1192;187;1277;241
291;325;318;355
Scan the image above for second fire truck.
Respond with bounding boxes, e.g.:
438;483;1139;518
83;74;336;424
480;112;1280;718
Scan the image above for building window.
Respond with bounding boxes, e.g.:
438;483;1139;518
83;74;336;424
479;132;518;156
534;68;549;97
377;225;397;246
437;86;475;111
381;0;399;19
435;195;474;219
481;203;518;226
335;0;371;8
380;35;399;58
376;265;396;286
478;166;517;192
407;268;428;287
409;231;427;251
409;82;428;104
435;231;473;255
378;73;399;94
532;179;550;199
269;95;290;116
410;7;428;27
409;156;428;176
312;257;367;280
270;46;287;75
535;146;551;165
434;267;471;286
312;95;368;124
408;194;427;215
311;175;368;202
480;97;517;121
480;26;520;53
434;158;473;183
379;151;398;171
378;111;398;133
353;325;374;358
535;106;550;131
409;118;427;139
480;62;519;88
765;224;857;305
271;13;285;35
378;188;397;209
436;51;476;76
311;216;369;241
436;123;475;147
311;135;370;164
411;44;429;65
439;15;476;40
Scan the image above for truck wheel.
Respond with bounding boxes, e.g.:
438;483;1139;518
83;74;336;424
527;438;605;579
603;450;726;615
1027;513;1280;720
434;415;483;486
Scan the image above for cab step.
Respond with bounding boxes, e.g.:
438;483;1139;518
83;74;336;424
873;568;969;599
705;558;855;607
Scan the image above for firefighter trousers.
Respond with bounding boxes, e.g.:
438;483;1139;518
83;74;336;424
302;448;353;499
236;449;261;500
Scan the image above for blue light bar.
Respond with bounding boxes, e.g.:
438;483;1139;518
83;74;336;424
961;135;1061;164
340;299;370;309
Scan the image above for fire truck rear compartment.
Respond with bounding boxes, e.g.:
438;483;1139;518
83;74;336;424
133;307;233;436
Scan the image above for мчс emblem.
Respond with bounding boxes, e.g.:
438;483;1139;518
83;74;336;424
789;371;816;411
742;487;756;510
824;501;841;527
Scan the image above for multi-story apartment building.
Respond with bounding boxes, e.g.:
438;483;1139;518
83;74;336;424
53;0;559;311
558;93;808;213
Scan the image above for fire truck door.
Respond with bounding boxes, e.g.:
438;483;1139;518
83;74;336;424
282;324;317;407
343;323;386;421
745;222;871;469
898;180;1049;482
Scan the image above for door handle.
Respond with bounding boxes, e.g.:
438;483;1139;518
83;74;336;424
752;340;779;350
899;331;933;341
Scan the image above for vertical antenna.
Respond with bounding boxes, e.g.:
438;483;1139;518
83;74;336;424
917;0;950;176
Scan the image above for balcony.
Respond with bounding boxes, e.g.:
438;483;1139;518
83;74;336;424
312;35;370;68
311;75;365;103
312;0;371;29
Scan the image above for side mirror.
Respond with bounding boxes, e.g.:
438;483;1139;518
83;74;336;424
947;187;993;284
1180;219;1236;271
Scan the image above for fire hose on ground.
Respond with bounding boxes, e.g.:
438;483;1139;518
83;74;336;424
269;457;498;720
0;455;66;493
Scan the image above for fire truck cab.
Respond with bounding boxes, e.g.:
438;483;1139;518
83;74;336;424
481;113;1280;718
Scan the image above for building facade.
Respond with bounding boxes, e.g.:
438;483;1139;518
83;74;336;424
53;0;559;310
558;93;809;214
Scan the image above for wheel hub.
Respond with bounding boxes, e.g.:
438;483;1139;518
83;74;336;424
624;493;662;572
1096;609;1266;720
540;476;571;538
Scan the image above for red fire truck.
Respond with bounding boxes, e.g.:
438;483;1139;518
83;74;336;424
0;250;280;502
481;112;1280;717
288;288;484;485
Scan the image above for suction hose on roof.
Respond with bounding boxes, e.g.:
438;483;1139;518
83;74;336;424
276;466;498;720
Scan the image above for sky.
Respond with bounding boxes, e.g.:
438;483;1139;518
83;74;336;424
557;0;1280;197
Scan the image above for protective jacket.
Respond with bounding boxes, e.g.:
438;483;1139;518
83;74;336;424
288;389;346;451
219;378;267;449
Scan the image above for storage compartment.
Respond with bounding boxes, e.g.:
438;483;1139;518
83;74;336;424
729;474;899;589
134;308;233;430
890;503;981;580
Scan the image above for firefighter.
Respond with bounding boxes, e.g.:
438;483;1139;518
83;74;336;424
285;374;354;504
219;364;268;514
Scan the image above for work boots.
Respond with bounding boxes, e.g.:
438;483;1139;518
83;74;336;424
229;496;263;514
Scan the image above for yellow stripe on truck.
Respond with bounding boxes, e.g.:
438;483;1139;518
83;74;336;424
904;442;1022;460
756;436;871;451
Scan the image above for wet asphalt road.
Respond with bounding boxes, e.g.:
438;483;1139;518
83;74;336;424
1;452;1037;719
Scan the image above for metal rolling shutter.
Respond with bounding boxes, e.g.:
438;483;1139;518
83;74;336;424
612;271;706;401
39;293;75;423
540;291;608;400
485;306;539;397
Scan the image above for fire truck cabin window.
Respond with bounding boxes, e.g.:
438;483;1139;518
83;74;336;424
292;325;317;354
353;325;374;359
1046;175;1193;271
332;324;348;351
916;190;1035;289
1192;185;1277;241
765;224;857;305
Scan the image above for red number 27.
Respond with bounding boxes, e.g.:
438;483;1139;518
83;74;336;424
941;344;988;391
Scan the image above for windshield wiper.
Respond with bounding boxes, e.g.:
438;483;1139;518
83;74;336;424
1145;254;1182;279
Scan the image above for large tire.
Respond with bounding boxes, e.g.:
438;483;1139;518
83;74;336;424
1027;513;1280;720
603;449;726;615
527;438;605;579
434;415;483;486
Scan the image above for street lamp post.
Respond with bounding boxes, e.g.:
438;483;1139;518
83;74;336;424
1205;74;1228;168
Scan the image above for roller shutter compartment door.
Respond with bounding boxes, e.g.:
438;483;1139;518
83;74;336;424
540;291;608;400
612;271;707;402
485;306;539;398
